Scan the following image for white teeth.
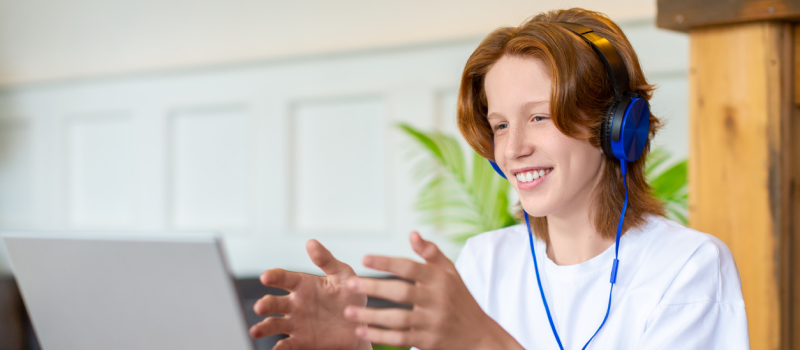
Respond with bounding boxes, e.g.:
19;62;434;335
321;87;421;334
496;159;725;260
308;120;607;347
516;168;553;183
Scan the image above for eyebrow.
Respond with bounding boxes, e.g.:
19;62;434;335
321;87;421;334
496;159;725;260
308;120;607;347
487;100;550;120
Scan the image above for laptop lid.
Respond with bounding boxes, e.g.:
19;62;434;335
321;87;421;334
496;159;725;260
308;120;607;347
2;231;254;350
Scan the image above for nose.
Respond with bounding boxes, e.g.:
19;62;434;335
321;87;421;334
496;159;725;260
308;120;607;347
504;124;534;162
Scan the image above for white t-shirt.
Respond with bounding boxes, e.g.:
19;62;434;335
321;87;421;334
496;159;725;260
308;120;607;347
451;215;749;349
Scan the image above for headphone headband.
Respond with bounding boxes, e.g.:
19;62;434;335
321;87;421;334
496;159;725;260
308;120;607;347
553;22;630;103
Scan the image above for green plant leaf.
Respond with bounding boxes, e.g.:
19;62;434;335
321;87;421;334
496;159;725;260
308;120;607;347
650;161;687;201
397;123;518;241
645;150;689;225
645;147;670;179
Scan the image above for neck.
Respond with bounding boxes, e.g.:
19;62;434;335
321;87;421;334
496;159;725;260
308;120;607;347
544;191;615;266
545;213;614;266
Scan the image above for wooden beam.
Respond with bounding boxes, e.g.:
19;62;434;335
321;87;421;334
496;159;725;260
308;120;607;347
791;23;800;350
688;21;795;349
795;25;800;105
658;0;800;32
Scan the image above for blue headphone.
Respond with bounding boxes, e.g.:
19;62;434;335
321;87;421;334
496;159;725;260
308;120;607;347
487;22;650;349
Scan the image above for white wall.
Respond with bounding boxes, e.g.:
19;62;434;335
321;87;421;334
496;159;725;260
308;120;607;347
0;0;656;86
0;19;689;278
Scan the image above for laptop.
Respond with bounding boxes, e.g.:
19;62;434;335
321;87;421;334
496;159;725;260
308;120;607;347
1;231;255;350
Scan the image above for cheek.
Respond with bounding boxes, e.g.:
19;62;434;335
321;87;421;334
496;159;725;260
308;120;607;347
560;139;604;185
540;131;602;184
493;141;506;170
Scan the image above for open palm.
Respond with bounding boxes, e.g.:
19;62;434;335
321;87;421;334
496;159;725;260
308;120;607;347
249;240;369;350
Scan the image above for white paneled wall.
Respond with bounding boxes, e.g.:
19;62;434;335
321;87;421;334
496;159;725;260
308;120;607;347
67;115;135;228
291;98;388;234
170;106;252;230
0;20;689;277
0;120;35;227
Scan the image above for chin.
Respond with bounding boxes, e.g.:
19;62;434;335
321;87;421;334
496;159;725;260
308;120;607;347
518;198;552;217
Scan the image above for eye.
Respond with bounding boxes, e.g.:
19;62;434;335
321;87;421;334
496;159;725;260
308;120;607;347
494;122;509;131
532;115;549;122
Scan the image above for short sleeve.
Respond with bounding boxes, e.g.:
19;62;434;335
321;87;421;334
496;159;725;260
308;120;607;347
637;236;749;349
638;301;748;349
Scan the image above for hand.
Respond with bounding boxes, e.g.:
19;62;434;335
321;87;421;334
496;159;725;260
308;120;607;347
343;232;523;350
250;239;370;350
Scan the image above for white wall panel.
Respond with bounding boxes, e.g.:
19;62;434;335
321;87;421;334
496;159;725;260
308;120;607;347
291;98;387;234
170;106;251;230
0;120;35;227
67;116;134;227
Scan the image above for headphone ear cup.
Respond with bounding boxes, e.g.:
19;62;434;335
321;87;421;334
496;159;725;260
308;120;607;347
600;102;616;158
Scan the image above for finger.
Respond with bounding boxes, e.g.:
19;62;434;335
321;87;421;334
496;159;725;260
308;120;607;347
409;231;453;269
346;277;423;305
344;306;422;329
260;269;302;291
362;255;432;282
249;316;293;338
306;239;354;276
253;294;292;316
355;325;417;348
272;337;300;350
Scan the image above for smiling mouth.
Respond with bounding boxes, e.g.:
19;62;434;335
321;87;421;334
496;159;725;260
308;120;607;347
515;168;553;183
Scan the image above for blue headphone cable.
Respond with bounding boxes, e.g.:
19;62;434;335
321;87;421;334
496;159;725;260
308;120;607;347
525;160;628;349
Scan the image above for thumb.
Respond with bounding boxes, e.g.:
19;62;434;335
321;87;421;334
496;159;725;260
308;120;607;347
409;231;452;269
306;239;353;277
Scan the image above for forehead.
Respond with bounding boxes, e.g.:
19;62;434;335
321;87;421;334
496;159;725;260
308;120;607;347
484;55;551;112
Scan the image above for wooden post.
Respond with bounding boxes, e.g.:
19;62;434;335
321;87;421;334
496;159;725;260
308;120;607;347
658;1;800;349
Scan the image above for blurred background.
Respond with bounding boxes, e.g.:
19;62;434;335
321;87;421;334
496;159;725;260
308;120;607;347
0;0;688;348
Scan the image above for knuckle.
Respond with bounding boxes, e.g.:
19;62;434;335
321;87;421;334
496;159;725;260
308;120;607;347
423;243;438;257
409;263;423;277
253;300;267;315
369;256;385;269
396;332;410;346
357;278;373;293
403;262;415;274
401;311;413;326
255;296;279;315
399;284;415;301
445;266;458;276
266;316;292;331
401;262;420;279
391;261;406;276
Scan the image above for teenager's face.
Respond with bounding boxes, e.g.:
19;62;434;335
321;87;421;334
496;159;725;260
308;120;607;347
485;55;604;218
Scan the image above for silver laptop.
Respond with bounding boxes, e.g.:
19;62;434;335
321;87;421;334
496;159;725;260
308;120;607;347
1;231;255;350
